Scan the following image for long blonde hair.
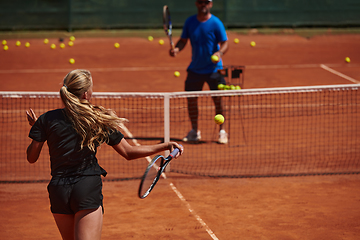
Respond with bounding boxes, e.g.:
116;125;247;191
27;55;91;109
60;69;126;151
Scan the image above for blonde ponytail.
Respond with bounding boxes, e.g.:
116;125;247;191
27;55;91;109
60;69;126;151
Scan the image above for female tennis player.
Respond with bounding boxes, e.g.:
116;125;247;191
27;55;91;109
26;69;183;240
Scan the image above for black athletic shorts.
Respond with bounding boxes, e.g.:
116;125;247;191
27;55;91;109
185;70;226;91
47;175;103;214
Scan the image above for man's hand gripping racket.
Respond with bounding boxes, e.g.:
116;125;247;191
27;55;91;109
138;145;183;199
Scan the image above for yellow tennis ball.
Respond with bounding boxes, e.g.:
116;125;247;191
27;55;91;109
250;41;256;47
217;84;225;90
69;58;75;64
3;45;8;51
174;71;180;77
235;85;241;90
148;36;154;41
159;39;164;45
25;42;30;48
214;114;225;125
68;41;74;47
44;38;49;44
114;42;120;48
50;43;56;49
234;38;239;44
60;43;65;49
211;55;219;63
69;36;75;41
15;41;21;46
345;57;351;63
2;40;7;45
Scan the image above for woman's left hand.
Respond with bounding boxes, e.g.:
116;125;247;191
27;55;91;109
26;108;37;126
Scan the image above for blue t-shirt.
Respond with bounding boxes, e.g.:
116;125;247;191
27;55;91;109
181;14;228;74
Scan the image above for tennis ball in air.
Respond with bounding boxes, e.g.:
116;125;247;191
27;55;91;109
44;38;49;44
69;58;75;64
250;41;256;47
50;43;56;49
217;84;225;90
214;114;225;125
69;36;75;41
234;38;239;44
25;42;30;48
114;42;120;48
59;43;65;49
345;57;351;63
148;36;154;41
3;45;8;51
2;40;7;45
159;39;164;45
174;71;180;77
211;55;219;63
15;41;21;46
68;41;74;47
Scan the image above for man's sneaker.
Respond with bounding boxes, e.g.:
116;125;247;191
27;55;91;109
218;130;228;144
183;129;201;142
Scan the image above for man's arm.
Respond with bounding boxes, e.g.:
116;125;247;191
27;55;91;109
213;40;229;59
169;38;188;57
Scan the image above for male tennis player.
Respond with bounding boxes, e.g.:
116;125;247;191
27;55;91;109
169;0;229;144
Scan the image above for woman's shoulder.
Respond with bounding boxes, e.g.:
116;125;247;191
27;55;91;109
41;108;66;121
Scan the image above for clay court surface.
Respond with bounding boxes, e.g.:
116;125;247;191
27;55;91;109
1;31;360;239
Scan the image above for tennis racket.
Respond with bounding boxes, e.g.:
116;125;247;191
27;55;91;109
162;5;174;50
138;146;181;199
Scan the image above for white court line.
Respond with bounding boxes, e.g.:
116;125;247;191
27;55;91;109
320;64;360;84
119;123;219;240
0;63;358;74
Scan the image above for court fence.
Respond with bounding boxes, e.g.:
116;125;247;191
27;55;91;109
0;84;359;183
1;0;360;31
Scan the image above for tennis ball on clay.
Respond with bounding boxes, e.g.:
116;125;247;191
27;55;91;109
159;39;164;45
50;43;56;49
148;36;154;41
217;84;225;90
68;41;74;47
345;57;351;63
3;45;8;51
174;71;180;77
235;85;241;90
211;55;219;63
59;43;65;49
69;36;75;41
114;42;120;48
25;42;30;48
2;40;7;45
230;85;236;90
15;41;21;46
44;38;49;44
214;114;225;125
250;41;256;47
234;38;239;44
69;58;75;64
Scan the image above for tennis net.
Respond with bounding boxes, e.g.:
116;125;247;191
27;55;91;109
1;84;359;183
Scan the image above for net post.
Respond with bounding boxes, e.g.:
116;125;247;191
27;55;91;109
164;93;171;172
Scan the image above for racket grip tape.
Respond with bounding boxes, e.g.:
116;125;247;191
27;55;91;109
169;145;182;158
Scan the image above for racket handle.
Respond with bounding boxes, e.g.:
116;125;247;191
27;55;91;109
169;145;182;158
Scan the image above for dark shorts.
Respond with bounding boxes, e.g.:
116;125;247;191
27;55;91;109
47;175;103;214
185;70;226;91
